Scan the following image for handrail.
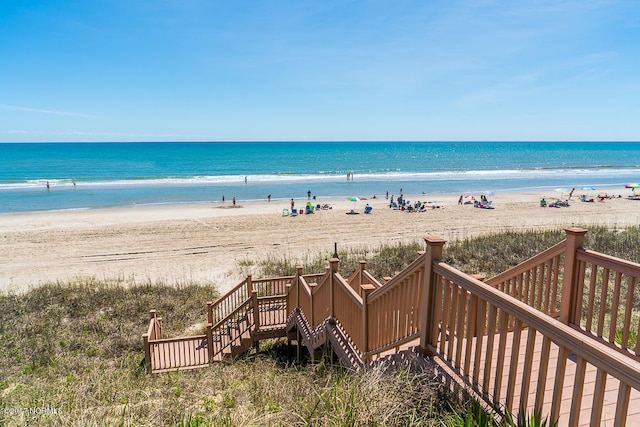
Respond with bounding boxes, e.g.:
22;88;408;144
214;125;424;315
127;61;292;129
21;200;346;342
369;251;426;301
209;278;248;323
311;269;330;297
574;248;640;357
211;278;247;310
298;275;315;298
577;249;640;277
212;297;252;330
334;272;364;307
146;317;157;339
486;240;567;286
361;270;383;288
147;334;207;345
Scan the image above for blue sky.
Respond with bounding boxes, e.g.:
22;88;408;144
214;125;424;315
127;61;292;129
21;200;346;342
1;0;639;142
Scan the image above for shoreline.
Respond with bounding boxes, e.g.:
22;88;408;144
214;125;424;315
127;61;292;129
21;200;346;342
2;187;639;294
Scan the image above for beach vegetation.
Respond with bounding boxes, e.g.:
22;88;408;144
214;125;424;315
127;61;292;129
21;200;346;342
1;226;640;425
253;226;640;282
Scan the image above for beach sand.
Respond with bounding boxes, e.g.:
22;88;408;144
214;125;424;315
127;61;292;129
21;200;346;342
1;189;638;294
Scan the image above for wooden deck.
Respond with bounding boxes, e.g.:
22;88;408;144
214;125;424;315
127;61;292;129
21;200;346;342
437;328;640;426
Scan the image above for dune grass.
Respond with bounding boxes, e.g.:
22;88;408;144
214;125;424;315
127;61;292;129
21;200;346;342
0;280;448;426
2;226;639;425
252;225;640;282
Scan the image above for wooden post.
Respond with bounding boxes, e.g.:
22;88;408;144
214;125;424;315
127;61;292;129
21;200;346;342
559;228;587;325
206;323;214;362
251;290;260;351
359;260;366;292
361;284;376;362
296;266;303;311
247;273;253;297
149;310;157;339
329;258;339;319
309;282;317;328
251;290;260;330
285;283;293;316
419;236;446;354
207;301;213;325
143;334;151;373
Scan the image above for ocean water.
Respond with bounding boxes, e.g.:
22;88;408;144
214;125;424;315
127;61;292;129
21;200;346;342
1;141;639;214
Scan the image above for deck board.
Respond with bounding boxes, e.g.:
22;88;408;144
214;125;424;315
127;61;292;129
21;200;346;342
438;328;640;426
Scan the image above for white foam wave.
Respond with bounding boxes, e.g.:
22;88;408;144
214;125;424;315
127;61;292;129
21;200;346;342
0;167;638;190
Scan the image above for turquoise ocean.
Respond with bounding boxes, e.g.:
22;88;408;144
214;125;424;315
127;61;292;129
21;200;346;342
1;141;639;214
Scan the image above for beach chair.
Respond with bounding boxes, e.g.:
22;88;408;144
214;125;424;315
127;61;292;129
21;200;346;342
282;208;289;216
364;205;372;214
291;209;298;216
305;205;312;214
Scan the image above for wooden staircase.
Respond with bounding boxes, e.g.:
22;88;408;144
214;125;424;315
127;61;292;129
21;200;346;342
286;307;364;370
142;230;640;426
144;287;290;373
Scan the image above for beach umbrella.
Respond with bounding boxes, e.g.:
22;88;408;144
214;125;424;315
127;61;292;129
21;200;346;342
481;191;495;197
581;186;596;191
555;187;570;193
626;183;639;194
347;196;362;202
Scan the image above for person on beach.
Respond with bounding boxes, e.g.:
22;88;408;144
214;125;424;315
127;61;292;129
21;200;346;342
46;181;50;191
222;195;225;203
290;198;295;211
307;190;311;200
244;176;247;184
232;196;236;206
458;195;463;205
569;188;575;200
268;194;271;202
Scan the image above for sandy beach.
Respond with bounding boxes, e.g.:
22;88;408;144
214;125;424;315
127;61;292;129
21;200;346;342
1;188;638;294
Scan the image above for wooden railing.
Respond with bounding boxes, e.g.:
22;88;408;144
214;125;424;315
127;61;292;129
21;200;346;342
425;260;640;426
346;261;383;294
287;229;640;425
148;334;209;373
332;270;364;355
252;275;294;297
143;309;209;373
573;249;640;358
209;277;251;325
310;267;332;330
256;295;288;329
207;297;255;361
486;241;566;318
144;276;293;373
365;251;426;359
